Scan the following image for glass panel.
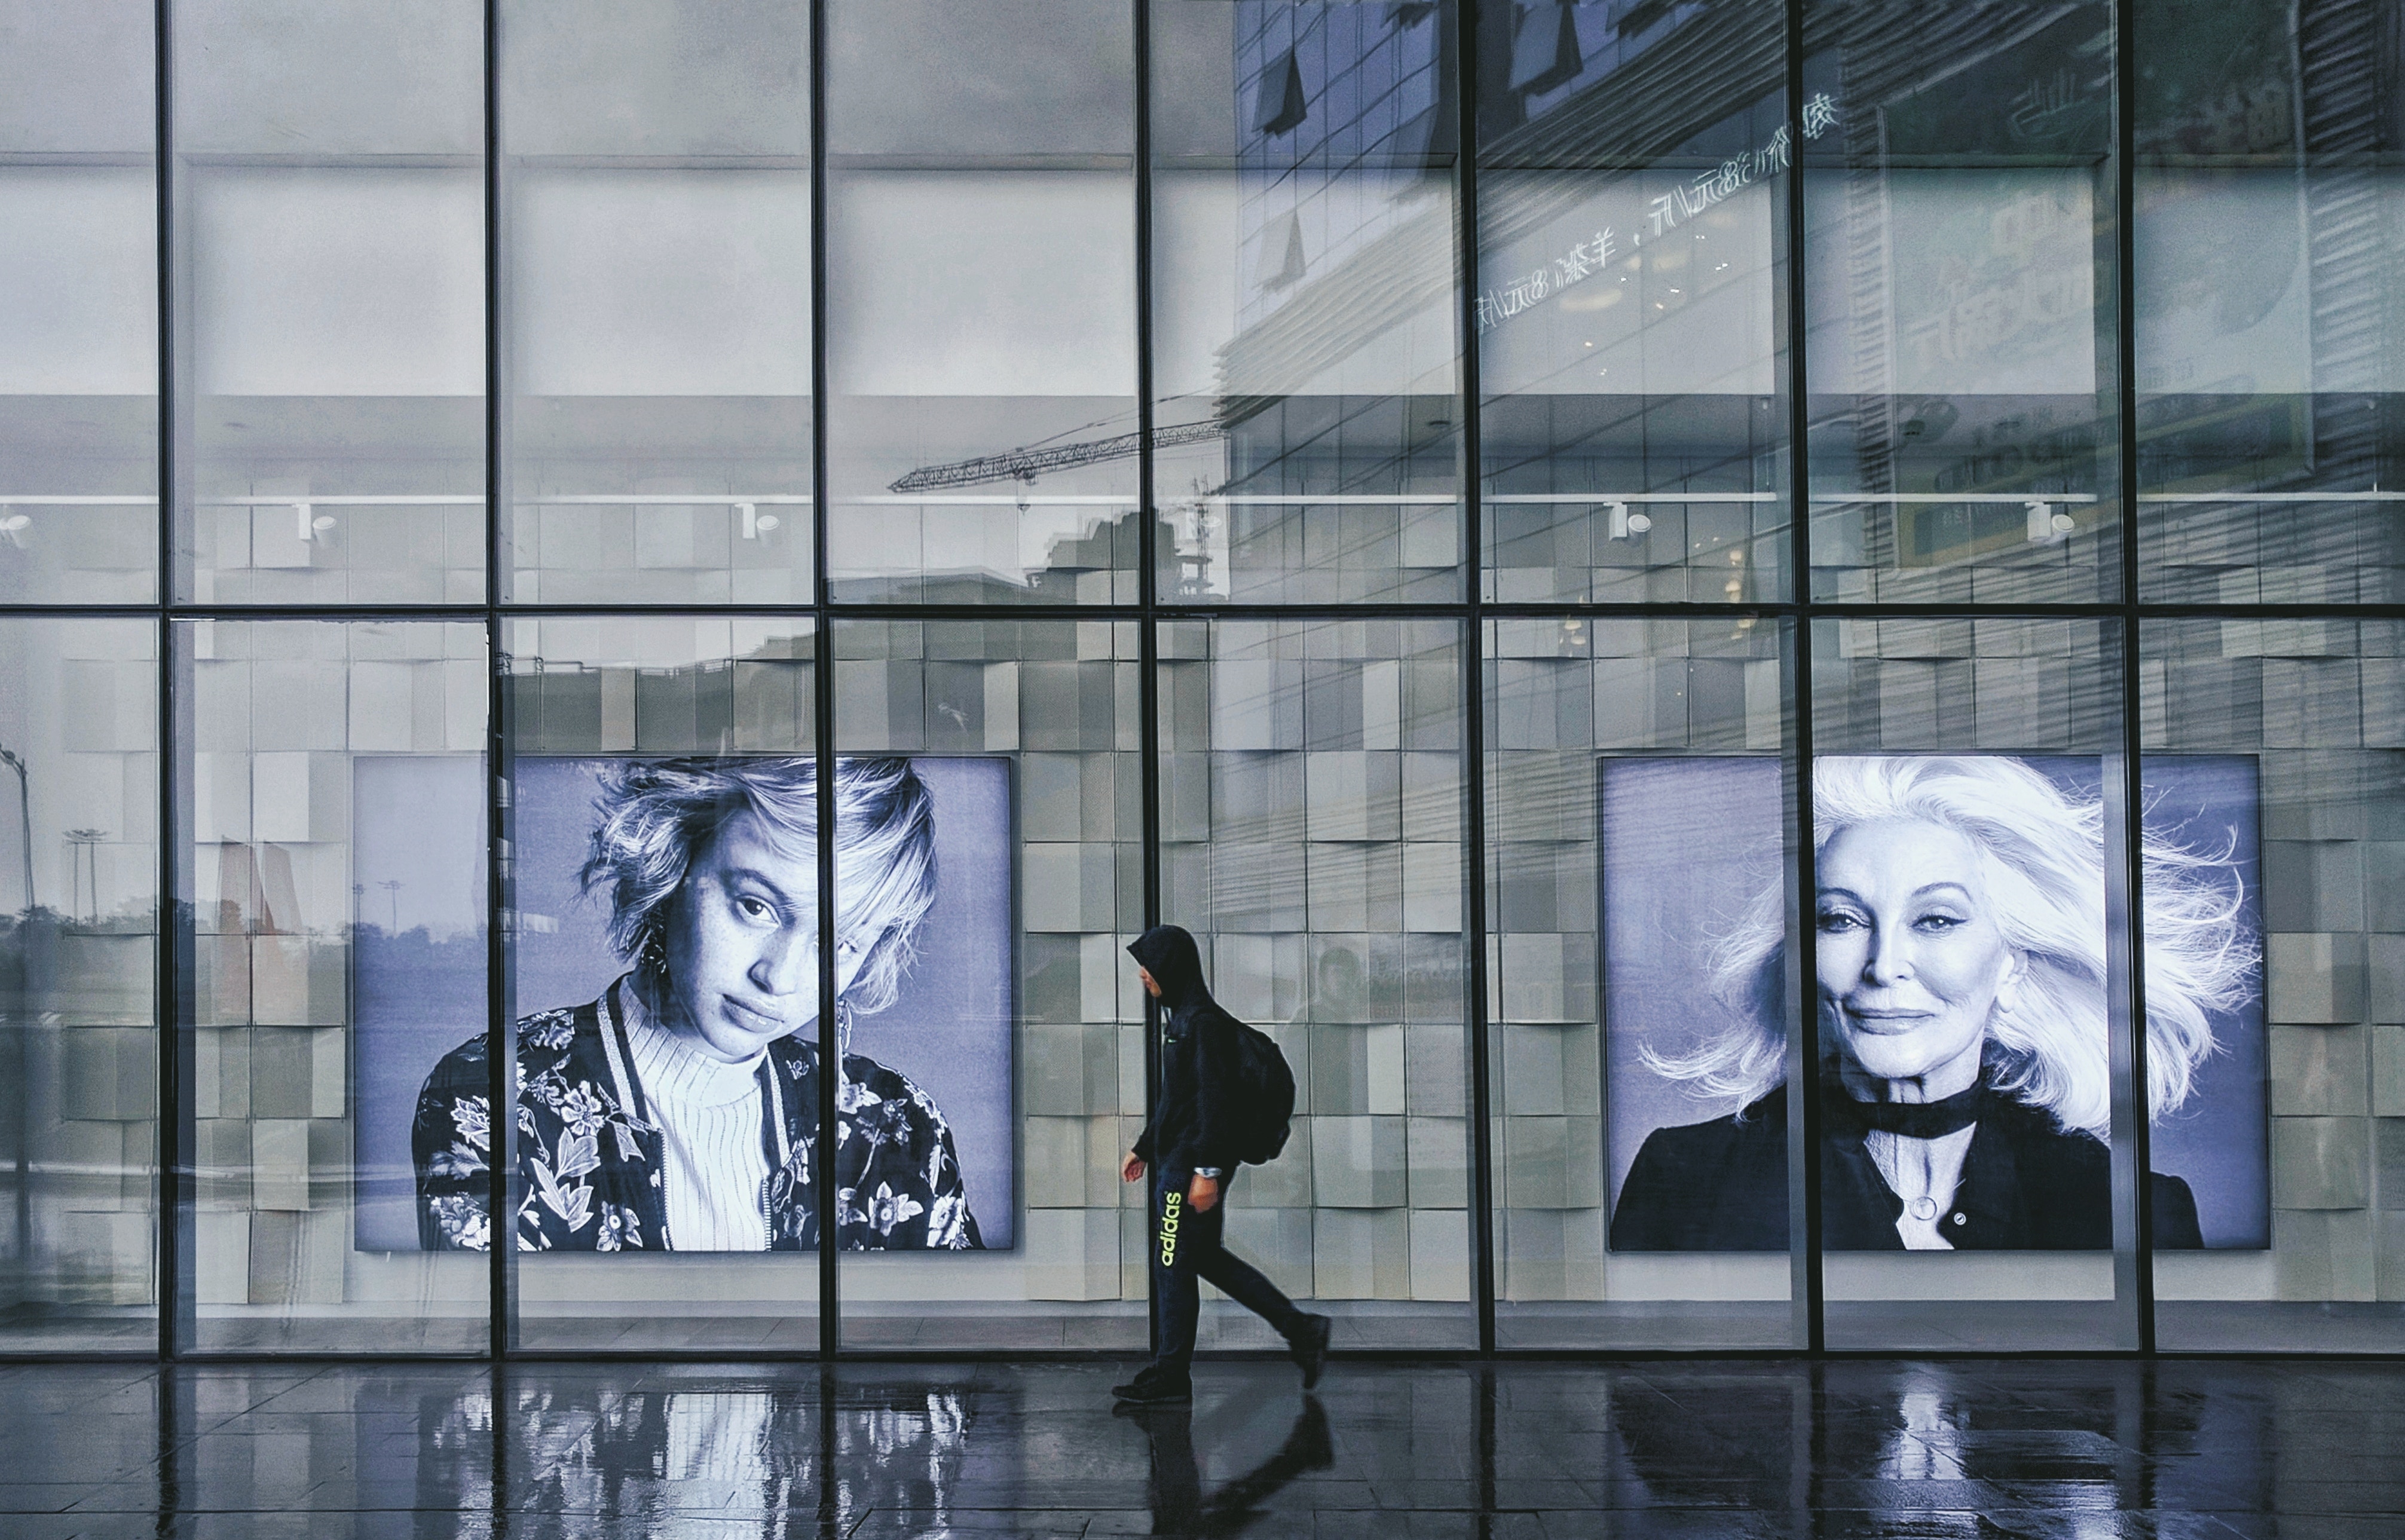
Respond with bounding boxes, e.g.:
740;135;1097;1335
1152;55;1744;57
826;0;1138;603
1803;0;2122;604
503;617;821;1351
0;1;157;604
1812;616;2135;1350
173;1;485;604
501;0;814;605
1159;618;1474;1348
2133;0;2405;602
1476;1;1792;604
2146;618;2403;1349
1151;0;1462;604
0;618;158;1350
178;619;487;1351
833;620;1147;1351
1487;616;1798;1349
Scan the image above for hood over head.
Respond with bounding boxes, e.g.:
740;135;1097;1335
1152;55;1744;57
1127;924;1208;1014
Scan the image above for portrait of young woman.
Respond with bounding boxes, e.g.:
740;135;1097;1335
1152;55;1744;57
409;755;1003;1254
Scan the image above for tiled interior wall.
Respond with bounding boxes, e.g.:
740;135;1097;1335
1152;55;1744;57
509;619;817;759
1483;616;1783;1300
2146;618;2405;1306
183;619;486;1337
831;619;1149;1307
1161;618;1471;1310
15;612;2405;1340
0;620;158;1316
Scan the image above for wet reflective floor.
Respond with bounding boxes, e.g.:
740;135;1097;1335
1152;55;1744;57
0;1356;2398;1537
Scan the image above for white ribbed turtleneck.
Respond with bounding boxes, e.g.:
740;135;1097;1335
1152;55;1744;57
619;984;773;1252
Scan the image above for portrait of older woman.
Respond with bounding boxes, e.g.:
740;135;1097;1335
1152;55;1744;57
1609;755;2257;1253
411;755;983;1253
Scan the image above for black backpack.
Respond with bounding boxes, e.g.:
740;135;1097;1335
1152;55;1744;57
1223;1018;1296;1166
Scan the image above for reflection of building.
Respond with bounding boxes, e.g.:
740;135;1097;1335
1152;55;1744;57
1170;3;1463;602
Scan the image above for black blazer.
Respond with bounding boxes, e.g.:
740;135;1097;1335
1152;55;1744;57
1609;1091;2204;1252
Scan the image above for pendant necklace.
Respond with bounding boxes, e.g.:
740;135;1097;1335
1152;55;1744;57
1867;1129;1966;1225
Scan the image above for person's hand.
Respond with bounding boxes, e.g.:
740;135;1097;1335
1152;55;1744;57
1122;1151;1146;1184
1188;1172;1220;1212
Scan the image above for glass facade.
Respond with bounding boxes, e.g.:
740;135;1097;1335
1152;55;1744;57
172;1;488;604
501;0;816;605
0;0;2398;1357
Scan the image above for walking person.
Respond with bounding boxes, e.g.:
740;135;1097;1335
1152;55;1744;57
1113;924;1332;1406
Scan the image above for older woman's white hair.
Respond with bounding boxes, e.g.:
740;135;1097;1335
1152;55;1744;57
1647;755;2257;1137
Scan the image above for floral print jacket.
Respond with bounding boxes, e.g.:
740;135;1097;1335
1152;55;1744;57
412;983;981;1253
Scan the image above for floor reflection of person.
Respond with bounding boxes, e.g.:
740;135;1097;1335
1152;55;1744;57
1611;755;2254;1253
412;755;981;1253
1118;1395;1333;1536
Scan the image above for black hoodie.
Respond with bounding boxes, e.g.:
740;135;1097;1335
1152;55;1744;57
1127;924;1238;1183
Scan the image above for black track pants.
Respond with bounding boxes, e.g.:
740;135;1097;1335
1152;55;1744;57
1147;1171;1302;1378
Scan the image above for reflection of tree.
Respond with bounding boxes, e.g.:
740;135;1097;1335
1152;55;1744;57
0;890;163;1315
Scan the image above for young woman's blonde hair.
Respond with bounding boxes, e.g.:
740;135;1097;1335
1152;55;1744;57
1645;755;2256;1137
580;756;937;1017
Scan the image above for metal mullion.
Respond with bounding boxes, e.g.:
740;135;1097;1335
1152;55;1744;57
1454;0;1497;1358
2112;0;2155;1354
154;0;188;1365
1753;601;2124;621
1133;0;1157;624
11;1343;2405;1368
810;0;838;1360
1134;0;1164;1363
1783;0;1826;1356
0;606;175;620
93;598;2405;621
483;0;514;1361
26;599;2405;623
163;605;494;621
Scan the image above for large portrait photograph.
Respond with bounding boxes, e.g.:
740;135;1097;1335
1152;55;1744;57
353;754;1015;1256
1604;755;2266;1254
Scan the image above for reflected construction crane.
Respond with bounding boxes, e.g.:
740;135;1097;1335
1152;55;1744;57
888;422;1228;494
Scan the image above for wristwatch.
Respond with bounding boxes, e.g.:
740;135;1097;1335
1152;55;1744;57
1193;1167;1223;1180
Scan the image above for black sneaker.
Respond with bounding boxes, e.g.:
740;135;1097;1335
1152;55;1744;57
1112;1375;1194;1407
1109;1369;1158;1400
1287;1312;1333;1390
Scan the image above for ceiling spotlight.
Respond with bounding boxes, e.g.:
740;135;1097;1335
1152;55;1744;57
0;513;28;549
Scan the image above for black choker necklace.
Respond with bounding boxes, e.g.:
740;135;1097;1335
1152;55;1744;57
1827;1081;1986;1140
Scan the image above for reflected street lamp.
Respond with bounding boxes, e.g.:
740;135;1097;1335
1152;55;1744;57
0;746;30;1278
0;746;30;916
64;831;104;923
